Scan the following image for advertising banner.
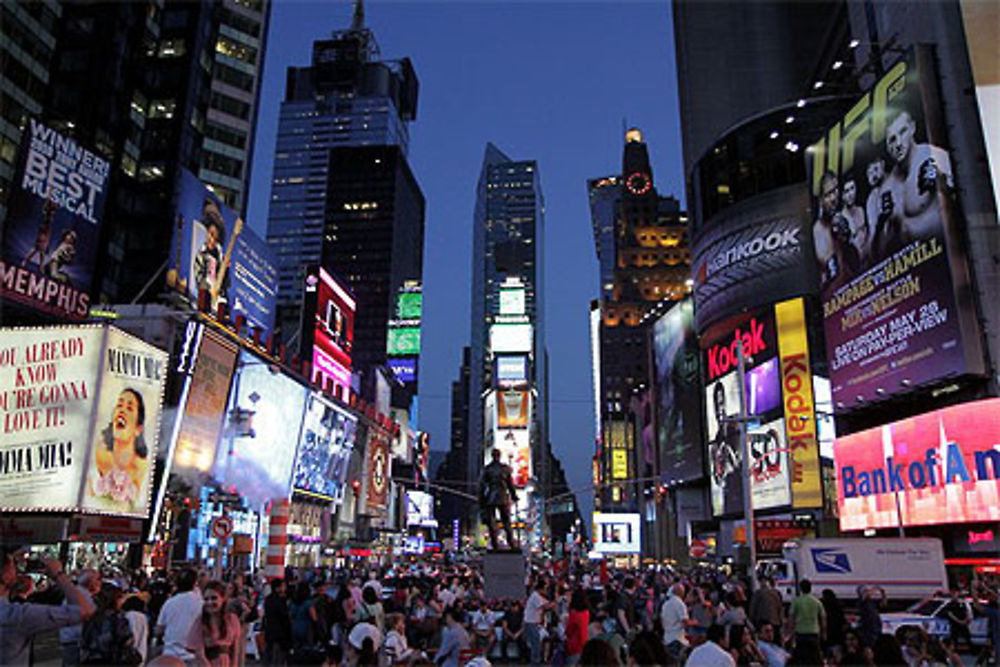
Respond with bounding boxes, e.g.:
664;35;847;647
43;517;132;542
834;398;1000;531
606;420;631;481
808;48;983;408
593;513;641;554
170;169;278;334
748;418;792;510
496;355;528;386
775;298;822;508
169;330;237;491
365;431;390;512
652;298;704;485
294;393;357;503
497;391;530;428
386;326;420;356
303;266;354;395
214;351;307;507
691;184;814;332
1;120;109;318
489;323;533;354
405;490;435;527
387;358;417;384
491;428;531;488
0;325;167;517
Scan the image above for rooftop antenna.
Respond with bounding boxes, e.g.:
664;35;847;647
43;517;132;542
351;0;365;30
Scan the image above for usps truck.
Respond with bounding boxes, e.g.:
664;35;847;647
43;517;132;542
756;538;947;603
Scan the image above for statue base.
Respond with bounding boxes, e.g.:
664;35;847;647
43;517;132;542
483;550;526;600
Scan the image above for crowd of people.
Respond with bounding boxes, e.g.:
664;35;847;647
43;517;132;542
2;546;998;667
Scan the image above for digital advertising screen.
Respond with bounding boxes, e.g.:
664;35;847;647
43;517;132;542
170;330;238;491
593;513;641;554
1;120;109;318
651;299;703;485
171;169;279;334
364;431;391;513
214;351;307;507
386;326;421;356
808;48;983;409
387;358;417;384
747;417;792;510
496;355;528;386
489;323;532;354
499;286;526;316
704;370;743;517
305;267;354;395
490;428;532;488
834;398;1000;531
405;490;434;527
294;393;357;502
396;289;422;320
0;325;167;517
497;391;530;428
745;357;781;416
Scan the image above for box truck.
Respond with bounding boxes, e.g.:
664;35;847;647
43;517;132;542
756;538;947;603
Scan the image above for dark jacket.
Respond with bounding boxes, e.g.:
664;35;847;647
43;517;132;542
263;593;292;649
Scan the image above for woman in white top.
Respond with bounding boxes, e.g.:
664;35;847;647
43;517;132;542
121;594;149;664
384;613;423;665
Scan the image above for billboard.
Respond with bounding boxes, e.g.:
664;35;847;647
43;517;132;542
496;355;528;386
0;325;167;517
386;327;420;356
808;48;983;409
387;358;417;384
294;393;357;503
593;513;641;554
304;267;354;396
405;490;435;527
651;299;704;485
364;431;391;512
387;282;422;359
499;285;526;316
834;398;1000;531
748;418;792;510
170;169;279;334
497;391;530;428
690;184;815;331
490;323;532;354
214;351;307;507
491;428;531;488
1;120;109;318
169;329;238;490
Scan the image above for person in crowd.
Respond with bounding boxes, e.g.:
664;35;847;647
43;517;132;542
289;580;316;653
121;593;150;665
565;588;590;665
821;588;846;660
756;622;789;667
156;568;203;664
579;637;622;667
470;599;496;655
728;624;766;666
748;577;783;632
346;622;380;667
660;582;691;662
628;630;669;666
788;578;825;661
856;585;885;650
524;579;555;666
1;552;96;667
354;583;384;632
717;590;750;633
60;567;102;665
686;624;735;667
840;628;873;666
187;581;242;667
502;599;526;661
384;612;423;664
872;633;907;666
262;578;292;666
434;608;470;667
616;576;639;639
688;586;715;643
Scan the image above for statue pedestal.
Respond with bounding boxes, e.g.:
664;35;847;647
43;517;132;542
483;550;526;600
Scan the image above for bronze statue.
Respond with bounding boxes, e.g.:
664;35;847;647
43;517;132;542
479;448;519;550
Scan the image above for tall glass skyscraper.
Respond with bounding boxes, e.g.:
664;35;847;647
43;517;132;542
265;18;418;343
468;144;549;528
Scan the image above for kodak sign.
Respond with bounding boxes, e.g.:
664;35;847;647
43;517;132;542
704;315;776;381
775;298;822;508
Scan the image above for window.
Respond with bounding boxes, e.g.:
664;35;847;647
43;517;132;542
157;38;186;58
148;99;176;119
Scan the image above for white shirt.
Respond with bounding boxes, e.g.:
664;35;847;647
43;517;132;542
685;640;736;667
438;588;456;608
156;590;203;660
472;610;495;632
759;640;790;667
524;591;546;625
125;610;149;663
660;594;689;646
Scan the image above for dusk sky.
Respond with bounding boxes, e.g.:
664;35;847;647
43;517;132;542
247;1;686;515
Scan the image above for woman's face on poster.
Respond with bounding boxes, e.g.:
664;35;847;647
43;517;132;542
113;391;143;453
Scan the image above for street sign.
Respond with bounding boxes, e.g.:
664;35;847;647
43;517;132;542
212;516;233;540
689;539;708;559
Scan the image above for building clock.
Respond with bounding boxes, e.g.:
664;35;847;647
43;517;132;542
626;171;652;196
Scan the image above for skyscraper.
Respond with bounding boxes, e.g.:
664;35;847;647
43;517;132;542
266;13;418;344
469;143;550;539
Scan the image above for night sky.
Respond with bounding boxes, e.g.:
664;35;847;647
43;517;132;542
247;1;686;517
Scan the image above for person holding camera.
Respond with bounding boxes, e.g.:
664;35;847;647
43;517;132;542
1;550;97;666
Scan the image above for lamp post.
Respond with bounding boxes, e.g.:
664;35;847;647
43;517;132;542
735;344;758;592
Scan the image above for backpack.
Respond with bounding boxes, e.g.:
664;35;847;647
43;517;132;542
80;609;143;665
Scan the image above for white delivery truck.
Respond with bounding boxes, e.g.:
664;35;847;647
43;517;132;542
756;538;947;603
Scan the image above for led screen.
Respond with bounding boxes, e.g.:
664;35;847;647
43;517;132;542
745;357;781;416
834;398;1000;531
496;355;527;385
499;288;525;316
309;267;354;394
497;391;529;428
397;291;422;320
293;393;357;502
705;371;743;517
748;417;791;510
489;323;532;354
214;351;307;507
387;327;421;356
593;513;641;554
387;358;417;384
405;490;434;527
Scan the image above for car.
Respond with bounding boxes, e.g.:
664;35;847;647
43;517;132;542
879;596;990;647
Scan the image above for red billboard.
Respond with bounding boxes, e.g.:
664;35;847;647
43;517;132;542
304;267;354;399
834;398;1000;531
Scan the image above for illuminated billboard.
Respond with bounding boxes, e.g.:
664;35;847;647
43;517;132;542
170;169;278;334
387;357;417;384
834;398;1000;531
651;299;704;485
364;431;391;513
405;490;435;527
491;429;531;489
214;351;307;507
387;282;422;359
499;286;526;316
293;393;357;502
1;120;109;318
489;323;532;354
496;355;527;386
387;327;421;356
0;325;167;517
748;418;791;510
593;513;641;554
302;266;354;397
396;291;422;320
808;47;983;410
497;391;530;428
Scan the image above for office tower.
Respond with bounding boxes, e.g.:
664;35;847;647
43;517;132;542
591;128;690;511
321;144;424;377
31;0;270;303
469;143;550;526
434;346;473;533
0;2;61;224
266;14;418;343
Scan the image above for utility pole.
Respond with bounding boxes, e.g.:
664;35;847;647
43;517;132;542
736;344;758;592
